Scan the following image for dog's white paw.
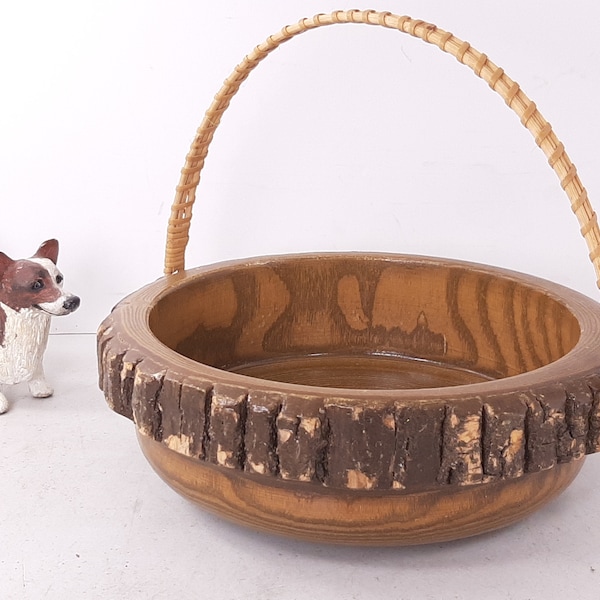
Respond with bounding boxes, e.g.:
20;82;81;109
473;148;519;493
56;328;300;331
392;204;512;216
0;393;8;414
29;380;54;398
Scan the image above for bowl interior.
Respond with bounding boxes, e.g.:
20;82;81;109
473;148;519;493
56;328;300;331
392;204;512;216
148;255;580;389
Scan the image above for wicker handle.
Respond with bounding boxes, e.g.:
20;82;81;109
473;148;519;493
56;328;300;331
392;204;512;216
165;10;600;286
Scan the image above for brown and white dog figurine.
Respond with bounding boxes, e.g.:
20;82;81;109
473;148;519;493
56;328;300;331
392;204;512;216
0;239;80;414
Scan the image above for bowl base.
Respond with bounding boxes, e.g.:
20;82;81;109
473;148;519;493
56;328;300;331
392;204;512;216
138;431;585;546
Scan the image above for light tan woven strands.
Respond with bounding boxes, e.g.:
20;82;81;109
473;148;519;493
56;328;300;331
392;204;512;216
165;10;600;287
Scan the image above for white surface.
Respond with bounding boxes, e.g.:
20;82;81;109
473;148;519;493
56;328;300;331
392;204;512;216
1;1;600;334
2;4;600;597
1;334;600;599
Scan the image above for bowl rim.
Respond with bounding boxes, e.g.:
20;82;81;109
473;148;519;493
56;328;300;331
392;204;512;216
108;252;600;403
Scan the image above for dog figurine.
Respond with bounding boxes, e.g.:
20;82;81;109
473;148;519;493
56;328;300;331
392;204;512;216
0;239;80;414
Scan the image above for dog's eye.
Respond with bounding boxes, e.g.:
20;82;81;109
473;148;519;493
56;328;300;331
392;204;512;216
31;279;44;291
56;274;63;284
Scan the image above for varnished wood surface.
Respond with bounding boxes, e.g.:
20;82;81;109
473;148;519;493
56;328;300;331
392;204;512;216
98;253;600;543
149;255;580;382
230;354;492;389
138;432;585;545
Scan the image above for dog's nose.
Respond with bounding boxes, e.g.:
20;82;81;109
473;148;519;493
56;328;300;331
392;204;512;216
63;296;80;312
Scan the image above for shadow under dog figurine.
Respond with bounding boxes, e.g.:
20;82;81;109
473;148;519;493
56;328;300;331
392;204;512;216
0;239;80;414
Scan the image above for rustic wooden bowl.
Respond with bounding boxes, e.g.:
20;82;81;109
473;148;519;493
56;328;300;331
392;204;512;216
99;253;600;544
98;11;600;545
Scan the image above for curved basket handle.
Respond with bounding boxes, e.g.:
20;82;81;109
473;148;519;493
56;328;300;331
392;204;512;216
165;10;600;287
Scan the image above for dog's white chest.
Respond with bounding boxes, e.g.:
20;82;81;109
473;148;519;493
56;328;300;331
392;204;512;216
0;303;50;384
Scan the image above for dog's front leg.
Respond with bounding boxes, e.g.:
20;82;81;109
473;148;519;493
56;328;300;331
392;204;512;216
0;391;8;414
28;362;53;398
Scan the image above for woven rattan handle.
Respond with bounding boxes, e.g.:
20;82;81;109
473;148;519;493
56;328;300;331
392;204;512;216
165;10;600;285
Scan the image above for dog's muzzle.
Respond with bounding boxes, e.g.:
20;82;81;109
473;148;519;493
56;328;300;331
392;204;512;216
35;294;81;316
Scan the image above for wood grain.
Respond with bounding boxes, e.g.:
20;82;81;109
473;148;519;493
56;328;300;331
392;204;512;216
98;253;600;543
138;431;585;546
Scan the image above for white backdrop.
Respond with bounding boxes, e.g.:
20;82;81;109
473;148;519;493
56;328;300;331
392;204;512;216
1;0;599;334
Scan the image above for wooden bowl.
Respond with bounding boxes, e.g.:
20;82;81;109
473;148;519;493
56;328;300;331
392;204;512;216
98;11;600;544
98;253;600;545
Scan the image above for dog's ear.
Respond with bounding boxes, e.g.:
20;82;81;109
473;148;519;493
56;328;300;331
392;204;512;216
34;239;59;264
0;252;13;278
